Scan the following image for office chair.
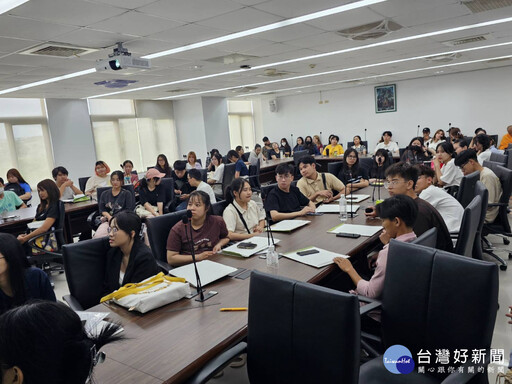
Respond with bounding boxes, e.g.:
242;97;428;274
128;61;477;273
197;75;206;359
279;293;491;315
411;227;437;248
62;237;110;311
359;241;499;384
198;168;208;182
248;161;262;193
86;185;136;230
211;200;228;216
78;177;89;194
186;270;366;384
347;140;368;151
489;152;507;166
473;181;488;260
456;171;480;209
217;163;236;200
241;152;250;162
159;177;175;213
327;161;343;177
453;195;481;258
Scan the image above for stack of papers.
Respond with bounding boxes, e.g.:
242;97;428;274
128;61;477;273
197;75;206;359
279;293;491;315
282;246;348;268
316;204;360;214
327;223;382;237
269;219;310;232
222;236;281;258
344;194;370;203
170;260;237;287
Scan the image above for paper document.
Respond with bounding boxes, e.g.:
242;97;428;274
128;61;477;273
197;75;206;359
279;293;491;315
222;236;281;258
344;194;370;203
170;260;237;287
269;219;310;232
327;223;382;237
283;246;348;268
316;204;360;214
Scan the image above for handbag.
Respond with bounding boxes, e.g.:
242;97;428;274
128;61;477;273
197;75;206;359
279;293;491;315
100;272;191;313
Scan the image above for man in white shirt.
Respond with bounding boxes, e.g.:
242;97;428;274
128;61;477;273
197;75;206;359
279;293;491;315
188;169;217;203
473;134;492;165
414;165;464;232
373;130;399;155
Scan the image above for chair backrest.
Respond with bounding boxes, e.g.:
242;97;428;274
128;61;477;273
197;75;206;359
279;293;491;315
261;184;276;201
472;181;488;260
211;200;228;216
56;201;66;248
483;162;512;231
359;157;373;173
456;170;479;208
327;161;343;177
398;147;406;158
454;195;481;257
411;227;437;248
347;140;368;150
78;177;89;193
159;177;175;206
382;241;498;379
241;152;250;162
489;134;498;146
96;185;136;211
62;238;110;310
221;163;237;196
248;161;261;190
145;210;185;264
198;169;208;182
292;150;309;166
247;271;360;384
490;152;507;166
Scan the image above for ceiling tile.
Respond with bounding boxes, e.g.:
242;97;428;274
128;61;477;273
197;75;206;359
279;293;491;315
256;23;326;43
198;8;283;32
305;7;384;31
0;37;41;54
254;0;360;18
89;0;161;9
0;15;78;40
52;28;138;49
147;24;227;45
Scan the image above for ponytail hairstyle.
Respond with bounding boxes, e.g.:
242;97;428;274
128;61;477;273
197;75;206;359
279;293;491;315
0;233;29;313
225;178;250;205
0;301;123;384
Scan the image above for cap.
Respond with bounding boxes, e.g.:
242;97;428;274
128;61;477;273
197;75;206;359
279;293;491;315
146;168;165;180
422;127;430;133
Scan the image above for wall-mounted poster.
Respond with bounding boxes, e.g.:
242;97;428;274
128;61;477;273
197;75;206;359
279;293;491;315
375;84;396;113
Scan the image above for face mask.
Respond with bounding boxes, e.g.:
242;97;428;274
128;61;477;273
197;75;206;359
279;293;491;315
306;140;312;144
0;187;3;194
281;142;286;146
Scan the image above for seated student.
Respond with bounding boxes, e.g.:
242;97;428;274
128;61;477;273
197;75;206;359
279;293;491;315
94;171;136;238
469;127;486;148
268;142;281;160
235;145;245;159
171;160;194;211
297;156;346;203
447;127;463;144
337;149;369;191
136;168;166;217
188;169;216;204
85;161;110;200
52;166;83;200
422;127;431;147
365;162;453;252
166;191;229;266
400;137;431;164
248;144;264;166
293;137;305;153
313;135;324;153
426;129;446;156
373;131;399;155
17;180;61;249
223;178;265;241
0;301;122;384
333;195;417;302
103;211;160;295
351;135;367;155
207;148;220;172
499;125;512;150
433;142;463;188
280;138;292;157
453;138;469;155
121;160;139;187
261;137;273;159
265;163;316;222
186;151;202;170
155;154;172;178
207;153;224;196
5;169;31;204
414;165;464;232
322;135;344;157
0;233;56;315
304;136;320;155
0;178;26;213
473;134;492;165
369;149;390;182
227;150;249;178
455;149;502;223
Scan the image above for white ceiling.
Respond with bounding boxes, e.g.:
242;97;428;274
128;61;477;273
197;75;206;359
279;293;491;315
0;0;511;100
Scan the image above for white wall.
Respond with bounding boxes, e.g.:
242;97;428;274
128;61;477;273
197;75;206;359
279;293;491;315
173;97;208;163
258;66;512;151
202;97;230;155
46;99;96;181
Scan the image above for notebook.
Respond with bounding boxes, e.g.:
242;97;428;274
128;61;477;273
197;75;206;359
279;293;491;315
327;223;382;237
316;204;360;214
269;219;310;232
282;246;348;268
170;260;237;288
221;236;281;258
344;194;370;203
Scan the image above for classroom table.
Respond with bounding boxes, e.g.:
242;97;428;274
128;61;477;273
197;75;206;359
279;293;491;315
91;186;387;384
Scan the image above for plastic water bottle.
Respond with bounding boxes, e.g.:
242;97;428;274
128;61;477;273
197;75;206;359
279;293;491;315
339;195;347;222
280;149;285;158
266;245;279;271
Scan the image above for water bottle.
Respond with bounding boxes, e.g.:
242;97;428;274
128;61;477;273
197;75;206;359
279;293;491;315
266;245;279;270
280;149;285;158
339;195;347;222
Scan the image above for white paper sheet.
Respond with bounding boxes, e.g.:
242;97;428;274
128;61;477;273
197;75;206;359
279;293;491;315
170;260;237;287
221;236;281;258
344;194;370;203
282;246;348;268
316;204;360;214
269;219;310;232
327;223;382;237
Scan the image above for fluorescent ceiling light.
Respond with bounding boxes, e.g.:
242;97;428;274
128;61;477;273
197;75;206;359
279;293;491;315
0;0;29;15
88;16;512;99
142;0;386;59
154;41;512;99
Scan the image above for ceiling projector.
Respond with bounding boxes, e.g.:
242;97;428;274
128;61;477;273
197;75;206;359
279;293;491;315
95;42;151;72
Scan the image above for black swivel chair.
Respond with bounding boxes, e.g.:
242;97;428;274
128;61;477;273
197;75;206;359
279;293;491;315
490;152;508;166
241;152;250;162
506;148;512;169
62;237;110;311
248;161;262;193
211;200;228;216
327;161;343;177
411;227;437;248
359;241;499;384
159;177;175;213
218;163;236;200
453;195;482;258
398;147;406;158
186;270;363;384
145;210;186;271
347;140;368;151
292;150;309;177
456;171;480;208
198;169;208;182
78;177;89;194
473;181;489;260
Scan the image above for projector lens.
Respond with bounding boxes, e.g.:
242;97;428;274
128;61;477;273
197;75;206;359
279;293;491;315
109;59;121;70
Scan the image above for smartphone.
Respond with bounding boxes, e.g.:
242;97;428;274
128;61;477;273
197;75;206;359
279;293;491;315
297;249;320;256
336;233;361;239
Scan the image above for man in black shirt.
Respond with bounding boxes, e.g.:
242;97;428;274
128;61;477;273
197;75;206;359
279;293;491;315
365;162;453;252
264;163;315;222
171;160;194;211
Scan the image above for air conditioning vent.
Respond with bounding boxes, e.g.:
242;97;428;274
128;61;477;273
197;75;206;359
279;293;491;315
461;0;512;13
424;53;462;63
205;53;259;65
442;35;488;46
336;20;402;41
20;43;98;57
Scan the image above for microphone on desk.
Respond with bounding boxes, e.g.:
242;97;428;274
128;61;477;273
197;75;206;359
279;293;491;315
182;210;205;301
265;211;275;247
346;176;362;218
325;148;329;157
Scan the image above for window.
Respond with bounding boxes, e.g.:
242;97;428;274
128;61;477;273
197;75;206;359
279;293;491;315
0;99;53;188
88;100;178;173
228;100;255;151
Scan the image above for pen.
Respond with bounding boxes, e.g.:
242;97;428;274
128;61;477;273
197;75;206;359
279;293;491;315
220;307;248;312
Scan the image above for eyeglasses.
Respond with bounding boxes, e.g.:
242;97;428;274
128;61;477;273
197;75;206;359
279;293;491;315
107;227;119;235
276;174;292;180
384;179;404;189
458;161;469;171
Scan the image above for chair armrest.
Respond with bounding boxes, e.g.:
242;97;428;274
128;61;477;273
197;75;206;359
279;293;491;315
26;228;63;248
358;295;382;316
156;259;172;273
87;211;100;229
185;342;247;384
488;202;508;207
63;294;85;311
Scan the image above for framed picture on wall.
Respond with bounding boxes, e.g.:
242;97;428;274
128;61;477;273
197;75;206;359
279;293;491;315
375;84;396;113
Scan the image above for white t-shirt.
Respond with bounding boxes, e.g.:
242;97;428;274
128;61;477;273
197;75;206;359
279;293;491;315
223;200;265;234
477;149;492;165
419;185;464;232
197;181;217;203
374;141;399;154
440;158;463;187
209;163;224;195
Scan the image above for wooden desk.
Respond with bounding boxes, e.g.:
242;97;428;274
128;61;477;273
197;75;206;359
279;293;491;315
91;188;385;384
0;206;37;236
